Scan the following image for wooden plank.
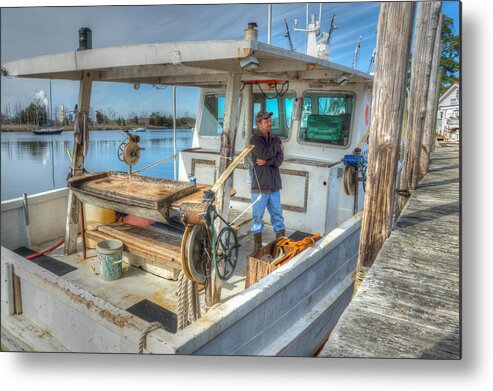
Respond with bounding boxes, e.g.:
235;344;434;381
96;224;182;264
13;274;22;315
73;190;169;224
2;262;15;315
211;145;254;194
85;230;181;272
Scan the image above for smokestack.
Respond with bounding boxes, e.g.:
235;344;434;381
244;22;258;41
78;27;92;50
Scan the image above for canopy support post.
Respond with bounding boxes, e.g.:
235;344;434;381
64;71;92;255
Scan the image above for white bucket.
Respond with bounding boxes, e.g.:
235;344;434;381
96;240;124;280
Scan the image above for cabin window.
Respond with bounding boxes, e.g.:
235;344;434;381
199;94;226;136
299;92;354;147
251;92;295;139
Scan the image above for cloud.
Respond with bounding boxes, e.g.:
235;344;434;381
34;90;49;107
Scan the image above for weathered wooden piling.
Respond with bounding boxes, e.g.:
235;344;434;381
419;10;443;179
398;2;442;213
356;2;415;278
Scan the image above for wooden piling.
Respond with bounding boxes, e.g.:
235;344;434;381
398;2;442;213
64;71;92;255
419;10;443;178
356;2;415;280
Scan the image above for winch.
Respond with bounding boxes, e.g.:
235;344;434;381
179;145;254;284
117;132;145;173
342;147;367;196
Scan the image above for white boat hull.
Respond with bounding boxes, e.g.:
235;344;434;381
1;188;360;355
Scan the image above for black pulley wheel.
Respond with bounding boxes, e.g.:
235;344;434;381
214;226;239;281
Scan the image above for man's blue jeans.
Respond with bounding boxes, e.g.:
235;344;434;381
251;191;285;234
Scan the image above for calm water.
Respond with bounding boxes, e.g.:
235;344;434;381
1;129;193;201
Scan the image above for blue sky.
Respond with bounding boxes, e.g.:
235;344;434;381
1;1;460;120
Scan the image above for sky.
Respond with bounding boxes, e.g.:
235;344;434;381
1;1;460;120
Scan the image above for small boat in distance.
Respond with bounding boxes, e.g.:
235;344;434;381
32;127;64;135
132;127;146;132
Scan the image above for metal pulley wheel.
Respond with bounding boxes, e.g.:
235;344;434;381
118;140;141;166
214;226;239;281
343;165;357;196
182;224;208;283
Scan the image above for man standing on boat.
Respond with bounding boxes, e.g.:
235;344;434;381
250;110;286;253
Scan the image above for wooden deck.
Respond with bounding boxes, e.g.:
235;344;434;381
319;143;460;358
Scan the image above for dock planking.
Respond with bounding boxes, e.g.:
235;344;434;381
319;144;460;358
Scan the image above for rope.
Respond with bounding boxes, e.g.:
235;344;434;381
138;321;164;354
177;271;201;330
177;271;187;330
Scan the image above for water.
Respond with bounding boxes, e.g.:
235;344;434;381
1;129;193;201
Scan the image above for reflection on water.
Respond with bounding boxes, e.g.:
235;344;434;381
1;129;193;201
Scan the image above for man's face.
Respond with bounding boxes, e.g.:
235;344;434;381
258;117;272;133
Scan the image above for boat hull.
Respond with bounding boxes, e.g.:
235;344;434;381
32;129;64;135
1;188;361;355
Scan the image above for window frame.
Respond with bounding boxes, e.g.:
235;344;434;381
197;91;226;138
297;90;356;149
250;90;297;141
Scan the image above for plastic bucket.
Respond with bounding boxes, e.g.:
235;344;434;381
96;240;124;280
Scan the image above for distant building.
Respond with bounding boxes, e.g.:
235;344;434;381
436;82;460;142
60;105;65;122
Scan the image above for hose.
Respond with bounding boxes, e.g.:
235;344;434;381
25;232;81;260
26;238;65;260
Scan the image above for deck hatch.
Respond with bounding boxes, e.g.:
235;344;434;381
126;299;177;334
14;247;77;276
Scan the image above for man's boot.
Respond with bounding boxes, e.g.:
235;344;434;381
276;230;286;241
253;233;263;253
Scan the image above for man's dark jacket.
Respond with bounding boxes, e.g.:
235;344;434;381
249;131;284;193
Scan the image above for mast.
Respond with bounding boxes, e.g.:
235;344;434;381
49;79;53;125
352;35;363;69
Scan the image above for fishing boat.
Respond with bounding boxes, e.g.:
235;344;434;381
131;127;146;132
1;20;372;355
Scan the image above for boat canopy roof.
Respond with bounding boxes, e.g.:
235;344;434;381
1;40;372;88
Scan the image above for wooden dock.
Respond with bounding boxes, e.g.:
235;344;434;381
319;143;460;358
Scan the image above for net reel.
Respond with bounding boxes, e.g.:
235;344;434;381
117;133;144;173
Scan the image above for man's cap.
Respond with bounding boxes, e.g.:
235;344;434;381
256;110;273;123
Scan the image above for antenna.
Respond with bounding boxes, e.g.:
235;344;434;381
352;35;363;69
367;48;376;73
327;14;337;47
293;11;320;57
284;18;295;51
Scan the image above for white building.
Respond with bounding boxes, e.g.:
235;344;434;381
436;82;460;141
